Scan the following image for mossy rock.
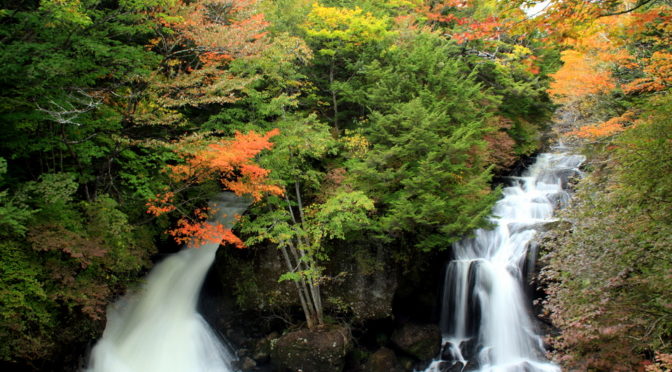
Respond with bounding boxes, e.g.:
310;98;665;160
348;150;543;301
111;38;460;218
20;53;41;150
363;347;403;372
270;326;351;372
391;323;441;361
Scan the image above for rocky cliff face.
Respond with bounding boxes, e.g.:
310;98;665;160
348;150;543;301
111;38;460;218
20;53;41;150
201;236;448;371
213;240;399;321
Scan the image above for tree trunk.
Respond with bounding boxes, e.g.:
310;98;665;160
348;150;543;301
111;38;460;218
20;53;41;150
329;58;339;135
279;242;315;330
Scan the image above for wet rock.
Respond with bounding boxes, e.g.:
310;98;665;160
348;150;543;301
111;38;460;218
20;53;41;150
240;357;257;371
391;323;441;361
271;326;351;372
459;338;478;361
398;355;416;371
252;332;278;364
362;347;403;372
508;220;572;236
445;361;469;372
226;328;249;347
440;338;477;363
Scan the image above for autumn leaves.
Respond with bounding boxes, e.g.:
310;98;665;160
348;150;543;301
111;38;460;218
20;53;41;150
547;5;672;139
146;129;282;247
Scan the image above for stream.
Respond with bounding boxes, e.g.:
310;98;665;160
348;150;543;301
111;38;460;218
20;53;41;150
85;193;249;372
424;144;585;372
83;145;584;372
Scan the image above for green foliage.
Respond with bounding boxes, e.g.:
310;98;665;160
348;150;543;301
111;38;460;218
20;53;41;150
204;33;314;132
0;2;165;354
259;113;337;189
261;0;312;35
0;158;34;237
0;187;154;363
0;241;52;361
298;2;395;131
0;0;575;364
119;0;177;10
39;0;93;27
309;190;374;240
542;94;672;370
615;95;672;208
351;32;500;252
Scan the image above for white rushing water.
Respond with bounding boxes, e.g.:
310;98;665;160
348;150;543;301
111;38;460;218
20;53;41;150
425;145;585;372
86;193;250;372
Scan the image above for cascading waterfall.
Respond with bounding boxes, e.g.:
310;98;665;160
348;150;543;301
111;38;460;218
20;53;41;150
86;193;250;372
425;145;585;372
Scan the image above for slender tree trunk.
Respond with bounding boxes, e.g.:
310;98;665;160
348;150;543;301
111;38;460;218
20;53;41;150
286;239;319;322
292;183;324;325
281;185;325;328
279;242;315;330
329;58;339;134
294;182;306;225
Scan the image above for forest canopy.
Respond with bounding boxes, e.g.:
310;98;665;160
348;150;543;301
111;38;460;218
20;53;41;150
0;0;670;371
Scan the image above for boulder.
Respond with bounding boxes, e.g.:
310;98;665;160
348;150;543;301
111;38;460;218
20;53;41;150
362;347;403;372
239;357;257;371
271;326;351;372
391;323;441;361
252;332;279;364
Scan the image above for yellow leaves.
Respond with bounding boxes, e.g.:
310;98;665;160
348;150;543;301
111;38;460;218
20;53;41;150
301;2;393;50
341;129;369;158
511;44;533;58
383;0;423;9
309;5;364;29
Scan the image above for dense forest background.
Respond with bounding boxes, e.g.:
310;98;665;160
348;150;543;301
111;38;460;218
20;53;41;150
0;0;670;371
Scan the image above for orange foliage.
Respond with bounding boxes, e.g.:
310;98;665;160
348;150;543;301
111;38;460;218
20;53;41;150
548;49;615;102
147;129;282;246
168;129;283;201
542;6;672;104
419;0;506;44
569;111;636;139
146;191;176;216
169;217;245;248
546;14;640;103
180;6;269;59
150;0;268;60
149;0;270;107
453;17;504;44
524;0;639;40
623;52;672;94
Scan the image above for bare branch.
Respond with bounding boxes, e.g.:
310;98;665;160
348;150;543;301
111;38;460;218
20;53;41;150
601;0;657;17
36;89;102;126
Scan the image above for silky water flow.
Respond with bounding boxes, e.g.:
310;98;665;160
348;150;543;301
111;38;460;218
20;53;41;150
425;144;585;372
86;193;250;372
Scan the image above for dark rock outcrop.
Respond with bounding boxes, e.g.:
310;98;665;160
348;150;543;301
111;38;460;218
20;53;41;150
391;323;441;361
362;347;403;372
271;326;351;372
324;244;397;320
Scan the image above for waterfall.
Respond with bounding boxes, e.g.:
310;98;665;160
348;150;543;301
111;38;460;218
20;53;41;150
425;146;585;372
86;193;250;372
